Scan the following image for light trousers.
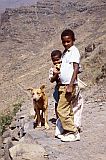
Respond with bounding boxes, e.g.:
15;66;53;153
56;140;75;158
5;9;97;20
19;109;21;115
57;85;77;133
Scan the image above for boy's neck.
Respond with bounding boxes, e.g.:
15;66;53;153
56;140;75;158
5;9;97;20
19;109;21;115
64;45;74;52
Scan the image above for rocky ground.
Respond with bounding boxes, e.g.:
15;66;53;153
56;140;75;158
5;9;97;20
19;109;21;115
0;82;106;160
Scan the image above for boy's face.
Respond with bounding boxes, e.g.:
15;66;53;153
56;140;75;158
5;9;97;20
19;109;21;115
52;55;61;65
61;35;73;50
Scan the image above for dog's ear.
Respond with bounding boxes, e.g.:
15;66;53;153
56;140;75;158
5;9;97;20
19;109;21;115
40;85;45;93
27;88;33;92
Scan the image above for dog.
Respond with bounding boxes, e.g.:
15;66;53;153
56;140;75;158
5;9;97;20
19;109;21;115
27;85;49;129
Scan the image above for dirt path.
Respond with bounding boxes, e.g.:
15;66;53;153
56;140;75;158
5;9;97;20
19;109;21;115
34;85;106;160
0;84;106;160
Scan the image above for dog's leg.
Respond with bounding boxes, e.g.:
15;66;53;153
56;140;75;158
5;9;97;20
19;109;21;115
41;110;44;124
36;108;41;127
44;108;49;129
34;110;37;122
33;103;37;125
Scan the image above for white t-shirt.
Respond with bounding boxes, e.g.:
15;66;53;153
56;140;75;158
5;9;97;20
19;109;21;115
59;45;80;84
49;66;60;83
49;67;54;80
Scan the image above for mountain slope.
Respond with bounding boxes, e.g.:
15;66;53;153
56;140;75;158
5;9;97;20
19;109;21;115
0;0;106;112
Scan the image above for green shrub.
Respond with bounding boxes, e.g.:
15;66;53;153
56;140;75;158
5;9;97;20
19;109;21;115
0;114;12;135
0;102;22;135
12;103;22;116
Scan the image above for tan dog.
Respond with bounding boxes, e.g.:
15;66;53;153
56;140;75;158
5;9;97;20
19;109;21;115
28;85;49;129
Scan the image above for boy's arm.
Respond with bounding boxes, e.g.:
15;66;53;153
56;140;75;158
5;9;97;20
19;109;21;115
50;73;59;83
49;67;60;83
66;62;79;92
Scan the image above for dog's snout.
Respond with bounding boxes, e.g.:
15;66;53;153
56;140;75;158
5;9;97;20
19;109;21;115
32;92;41;101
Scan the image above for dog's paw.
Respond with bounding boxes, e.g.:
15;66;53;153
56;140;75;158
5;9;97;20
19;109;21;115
37;123;42;128
37;126;41;128
45;123;49;130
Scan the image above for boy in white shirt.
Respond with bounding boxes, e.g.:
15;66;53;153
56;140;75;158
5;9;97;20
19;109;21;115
57;29;81;142
49;49;85;138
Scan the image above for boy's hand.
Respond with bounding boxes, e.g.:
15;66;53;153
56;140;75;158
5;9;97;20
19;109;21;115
66;84;73;93
53;67;60;75
55;63;61;71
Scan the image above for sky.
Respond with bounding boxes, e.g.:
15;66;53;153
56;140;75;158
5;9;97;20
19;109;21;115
0;0;38;13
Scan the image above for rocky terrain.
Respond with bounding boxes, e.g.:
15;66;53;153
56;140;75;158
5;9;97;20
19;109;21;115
0;0;106;159
0;82;106;160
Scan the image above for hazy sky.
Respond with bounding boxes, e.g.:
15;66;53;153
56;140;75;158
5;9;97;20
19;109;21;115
0;0;38;13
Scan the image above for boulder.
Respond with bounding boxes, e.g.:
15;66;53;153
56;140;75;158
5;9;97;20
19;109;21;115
9;143;48;160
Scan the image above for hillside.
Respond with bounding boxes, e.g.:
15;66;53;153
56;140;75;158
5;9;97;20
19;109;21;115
0;0;106;113
0;0;106;160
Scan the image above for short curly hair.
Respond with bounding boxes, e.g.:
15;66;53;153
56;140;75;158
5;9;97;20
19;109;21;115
51;50;62;58
61;29;75;41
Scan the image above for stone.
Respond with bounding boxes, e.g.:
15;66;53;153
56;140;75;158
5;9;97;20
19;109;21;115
9;143;48;160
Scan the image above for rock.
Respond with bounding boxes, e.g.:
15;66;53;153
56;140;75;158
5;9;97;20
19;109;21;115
2;130;11;139
23;120;34;134
0;136;3;145
30;107;35;116
3;137;11;144
9;143;48;160
85;43;95;56
9;120;17;130
0;148;4;159
11;127;20;141
19;132;38;144
4;138;13;160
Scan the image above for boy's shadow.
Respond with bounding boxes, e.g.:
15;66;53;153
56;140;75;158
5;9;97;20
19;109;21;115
49;118;57;125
